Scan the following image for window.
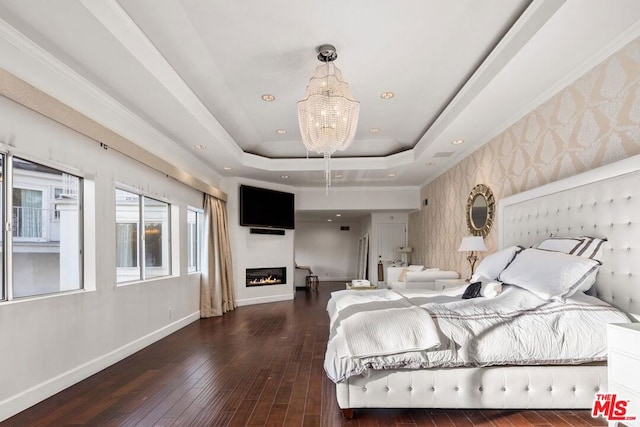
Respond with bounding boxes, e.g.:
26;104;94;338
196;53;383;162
116;189;171;283
144;197;169;279
1;155;83;300
187;208;204;272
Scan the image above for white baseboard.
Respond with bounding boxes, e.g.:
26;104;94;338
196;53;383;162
0;311;200;422
236;293;294;306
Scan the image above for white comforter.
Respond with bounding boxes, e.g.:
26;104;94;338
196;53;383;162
325;285;631;383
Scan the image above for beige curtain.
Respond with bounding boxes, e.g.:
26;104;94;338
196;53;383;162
200;194;236;317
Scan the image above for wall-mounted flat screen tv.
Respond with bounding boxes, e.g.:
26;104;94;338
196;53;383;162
239;185;295;229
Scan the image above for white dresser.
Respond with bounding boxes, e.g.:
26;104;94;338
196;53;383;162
607;323;640;426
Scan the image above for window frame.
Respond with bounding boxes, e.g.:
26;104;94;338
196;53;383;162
187;207;204;273
115;186;172;285
1;153;85;302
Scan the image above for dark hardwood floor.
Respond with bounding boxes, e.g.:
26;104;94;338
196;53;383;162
4;282;607;426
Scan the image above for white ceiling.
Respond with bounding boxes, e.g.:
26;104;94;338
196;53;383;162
1;0;640;190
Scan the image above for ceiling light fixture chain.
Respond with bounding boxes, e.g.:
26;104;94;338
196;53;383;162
297;43;360;195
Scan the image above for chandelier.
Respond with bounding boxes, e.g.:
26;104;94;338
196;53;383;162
297;44;360;193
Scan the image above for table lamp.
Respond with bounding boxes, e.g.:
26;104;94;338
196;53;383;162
457;236;487;281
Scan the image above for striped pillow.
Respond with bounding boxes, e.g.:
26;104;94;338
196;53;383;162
498;248;600;301
536;236;607;262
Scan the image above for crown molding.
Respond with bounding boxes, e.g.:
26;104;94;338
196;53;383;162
418;10;640;189
79;0;243;158
0;65;227;200
0;16;223;184
412;0;565;160
476;17;640;159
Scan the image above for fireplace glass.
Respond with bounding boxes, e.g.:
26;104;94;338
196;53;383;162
245;267;286;287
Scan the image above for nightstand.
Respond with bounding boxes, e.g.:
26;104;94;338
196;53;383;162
607;322;640;426
434;278;467;292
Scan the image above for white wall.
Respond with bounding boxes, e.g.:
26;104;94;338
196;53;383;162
295;187;418;286
294;221;360;281
223;178;295;306
296;186;420;212
0;95;206;421
369;212;409;285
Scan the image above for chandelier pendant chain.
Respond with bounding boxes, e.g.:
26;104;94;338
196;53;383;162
325;153;331;195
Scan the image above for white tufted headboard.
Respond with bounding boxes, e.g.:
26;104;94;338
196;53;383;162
499;155;640;321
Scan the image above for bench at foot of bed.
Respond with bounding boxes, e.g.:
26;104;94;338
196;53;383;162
341;408;354;419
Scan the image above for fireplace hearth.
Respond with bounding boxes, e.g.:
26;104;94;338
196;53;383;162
246;267;286;287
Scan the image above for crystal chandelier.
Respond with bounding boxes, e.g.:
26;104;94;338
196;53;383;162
297;44;360;193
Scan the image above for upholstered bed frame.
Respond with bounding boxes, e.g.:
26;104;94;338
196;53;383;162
335;155;640;417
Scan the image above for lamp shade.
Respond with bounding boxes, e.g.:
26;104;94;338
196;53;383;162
457;236;487;252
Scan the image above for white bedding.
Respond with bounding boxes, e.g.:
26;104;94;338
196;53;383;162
341;306;440;358
325;286;631;383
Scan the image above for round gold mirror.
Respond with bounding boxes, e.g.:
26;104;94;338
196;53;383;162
466;184;495;237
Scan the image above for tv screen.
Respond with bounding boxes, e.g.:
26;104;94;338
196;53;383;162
239;185;295;229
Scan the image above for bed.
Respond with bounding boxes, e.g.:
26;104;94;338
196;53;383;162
327;154;640;418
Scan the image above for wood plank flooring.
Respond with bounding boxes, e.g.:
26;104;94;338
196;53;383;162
3;282;608;426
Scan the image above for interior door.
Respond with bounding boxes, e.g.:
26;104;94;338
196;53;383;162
377;222;406;282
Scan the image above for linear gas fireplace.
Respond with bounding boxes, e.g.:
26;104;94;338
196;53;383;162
246;267;286;287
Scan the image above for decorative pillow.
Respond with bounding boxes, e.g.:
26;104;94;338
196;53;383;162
573;236;607;261
536;236;607;262
480;281;502;298
536;237;584;254
407;265;424;272
470;246;523;282
398;268;408;282
461;282;482;299
497;248;600;301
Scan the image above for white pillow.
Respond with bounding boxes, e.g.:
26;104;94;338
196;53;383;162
573;236;607;261
407;265;424;272
536;236;607;262
536;237;584;254
470;246;523;282
497;248;600;301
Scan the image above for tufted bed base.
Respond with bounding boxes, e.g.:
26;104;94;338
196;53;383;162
334;155;640;417
336;364;606;417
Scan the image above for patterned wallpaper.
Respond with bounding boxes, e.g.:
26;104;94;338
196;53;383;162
408;38;640;279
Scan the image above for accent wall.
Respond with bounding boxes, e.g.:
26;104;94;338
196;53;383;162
409;38;640;278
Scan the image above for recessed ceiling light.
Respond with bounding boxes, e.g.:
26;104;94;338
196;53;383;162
334;174;343;178
194;144;207;150
223;166;232;171
336;213;341;217
327;219;332;222
261;94;275;102
380;91;394;99
280;175;289;179
369;127;381;133
388;173;397;177
276;129;287;134
434;151;454;158
451;139;464;145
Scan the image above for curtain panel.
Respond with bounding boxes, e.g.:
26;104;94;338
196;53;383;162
200;195;236;317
